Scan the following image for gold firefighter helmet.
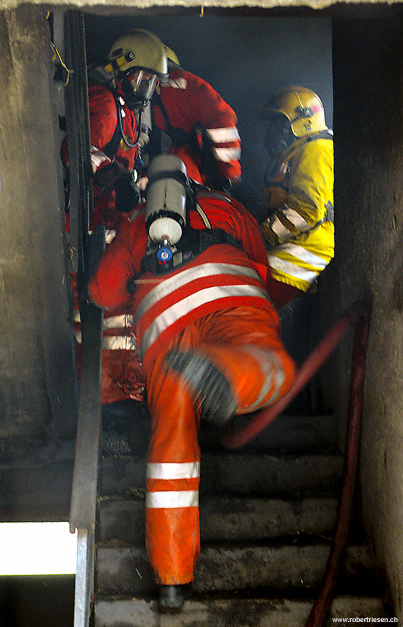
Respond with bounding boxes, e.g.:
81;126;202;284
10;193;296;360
105;29;168;78
262;86;328;138
164;44;180;66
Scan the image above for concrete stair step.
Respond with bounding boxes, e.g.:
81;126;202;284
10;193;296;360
101;401;337;457
206;413;337;454
94;594;388;627
95;409;381;626
99;452;343;498
96;542;378;597
98;495;339;545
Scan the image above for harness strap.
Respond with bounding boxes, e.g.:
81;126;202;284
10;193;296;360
195;203;212;229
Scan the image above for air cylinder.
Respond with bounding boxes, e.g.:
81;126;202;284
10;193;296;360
145;154;187;245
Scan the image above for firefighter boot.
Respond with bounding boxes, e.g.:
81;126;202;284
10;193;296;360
165;350;237;426
159;583;192;611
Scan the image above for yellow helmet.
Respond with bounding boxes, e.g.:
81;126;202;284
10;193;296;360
164;44;180;66
105;29;168;78
262;86;328;138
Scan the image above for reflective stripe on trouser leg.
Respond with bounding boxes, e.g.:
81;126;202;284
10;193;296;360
194;306;296;414
145;344;201;585
71;273;144;403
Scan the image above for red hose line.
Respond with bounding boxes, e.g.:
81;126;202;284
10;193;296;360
222;301;368;450
304;309;370;627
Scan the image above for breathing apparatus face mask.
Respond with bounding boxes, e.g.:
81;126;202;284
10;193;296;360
264;113;295;158
145;155;189;270
119;69;158;111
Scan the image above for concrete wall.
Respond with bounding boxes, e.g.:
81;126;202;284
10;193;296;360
0;6;78;447
332;10;403;618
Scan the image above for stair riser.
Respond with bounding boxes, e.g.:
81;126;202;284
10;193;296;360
226;414;336;453
99;454;343;497
101;412;337;457
98;497;338;544
95;596;387;627
96;544;375;596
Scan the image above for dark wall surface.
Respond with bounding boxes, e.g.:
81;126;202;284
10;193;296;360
84;13;333;216
332;12;403;618
0;7;78;444
0;575;74;627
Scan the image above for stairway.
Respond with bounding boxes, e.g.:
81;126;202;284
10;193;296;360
93;400;388;627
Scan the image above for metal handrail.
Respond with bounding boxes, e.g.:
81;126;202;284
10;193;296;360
69;278;103;627
63;10;103;627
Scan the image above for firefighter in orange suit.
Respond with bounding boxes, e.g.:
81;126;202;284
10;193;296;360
62;29;169;404
62;30;164;231
88;154;296;610
144;44;241;191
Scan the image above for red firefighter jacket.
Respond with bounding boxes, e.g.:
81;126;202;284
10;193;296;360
61;81;139;232
151;70;241;186
88;193;275;371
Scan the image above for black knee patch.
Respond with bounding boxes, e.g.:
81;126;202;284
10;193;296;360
166;350;237;426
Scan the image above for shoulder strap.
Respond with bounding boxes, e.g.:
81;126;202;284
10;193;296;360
306;129;334;143
150;93;195;153
195;203;212;229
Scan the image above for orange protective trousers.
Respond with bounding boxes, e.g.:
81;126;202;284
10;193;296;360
71;274;145;404
144;305;296;585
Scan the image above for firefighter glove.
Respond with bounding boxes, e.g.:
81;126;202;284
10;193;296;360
93;160;125;189
114;170;141;213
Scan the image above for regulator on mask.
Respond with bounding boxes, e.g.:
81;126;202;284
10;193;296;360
145;155;189;272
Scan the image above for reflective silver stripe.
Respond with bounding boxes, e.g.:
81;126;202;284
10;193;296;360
74;331;137;350
146;462;200;480
281;207;311;232
268;256;320;283
271;217;292;241
238;347;285;412
134;263;261;324
102;335;138;351
74;313;134;330
140;284;270;358
105;230;117;244
279;244;330;268
103;314;134;330
74;312;136;350
146;490;199;509
207;127;240;143
271;207;311;242
212;146;241;163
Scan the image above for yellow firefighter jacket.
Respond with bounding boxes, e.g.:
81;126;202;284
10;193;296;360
260;132;334;292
